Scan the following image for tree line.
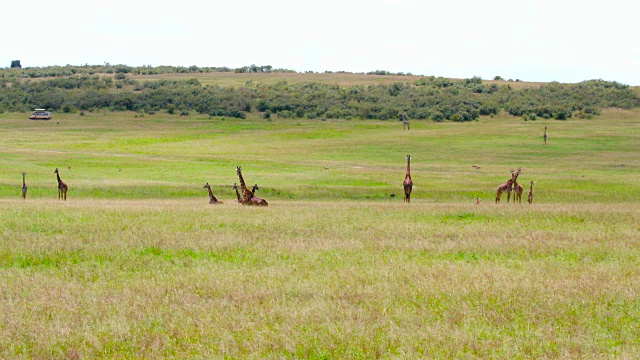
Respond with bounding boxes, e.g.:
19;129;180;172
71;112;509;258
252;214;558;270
1;66;638;121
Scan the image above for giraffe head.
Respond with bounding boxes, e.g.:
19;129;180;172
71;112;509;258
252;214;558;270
406;154;411;161
236;166;242;175
21;172;26;176
252;184;259;192
203;183;211;189
54;168;59;174
233;183;238;190
530;181;534;186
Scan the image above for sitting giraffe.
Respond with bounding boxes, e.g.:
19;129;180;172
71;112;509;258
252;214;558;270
203;183;222;204
233;183;244;203
54;168;68;201
527;181;534;204
21;172;27;200
251;184;259;194
236;166;268;206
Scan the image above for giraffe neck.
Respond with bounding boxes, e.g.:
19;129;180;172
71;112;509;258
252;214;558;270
234;187;242;202
237;171;247;190
406;158;411;178
56;172;62;185
207;186;214;199
22;174;26;187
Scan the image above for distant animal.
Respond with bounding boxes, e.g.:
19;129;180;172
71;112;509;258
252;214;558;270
21;172;27;200
513;180;523;204
54;168;68;201
68;166;71;170
543;126;547;145
203;182;222;204
476;198;481;205
511;168;523;204
233;183;244;203
390;193;396;198
472;165;481;170
527;181;534;204
403;155;413;203
402;114;410;130
495;168;519;203
236;167;268;206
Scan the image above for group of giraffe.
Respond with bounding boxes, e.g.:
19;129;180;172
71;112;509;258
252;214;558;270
19;168;69;201
495;167;534;204
21;120;547;206
19;162;534;206
19;166;269;206
202;166;268;206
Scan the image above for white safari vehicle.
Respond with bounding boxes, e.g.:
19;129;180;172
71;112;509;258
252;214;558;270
29;109;52;120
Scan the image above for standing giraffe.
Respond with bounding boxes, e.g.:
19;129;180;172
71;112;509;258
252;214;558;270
543;126;547;145
508;167;523;204
513;179;524;204
527;181;534;204
203;183;222;204
496;168;519;203
236;166;268;206
233;183;244;203
403;154;413;203
21;172;27;200
402;114;410;130
54;168;68;201
508;167;522;203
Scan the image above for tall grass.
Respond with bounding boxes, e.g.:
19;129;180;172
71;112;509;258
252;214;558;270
0;200;639;358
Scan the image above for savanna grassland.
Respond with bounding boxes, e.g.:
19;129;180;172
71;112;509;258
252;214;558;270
0;108;639;358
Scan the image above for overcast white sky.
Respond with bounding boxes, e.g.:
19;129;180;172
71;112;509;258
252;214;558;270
3;0;639;84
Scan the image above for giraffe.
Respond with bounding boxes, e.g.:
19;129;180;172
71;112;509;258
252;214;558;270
403;154;413;203
251;184;259;194
402;114;410;130
495;169;517;203
513;180;524;204
236;166;268;206
21;172;27;200
203;183;222;204
236;166;253;202
527;181;534;204
543;126;547;145
233;183;244;203
54;168;68;201
511;167;523;204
